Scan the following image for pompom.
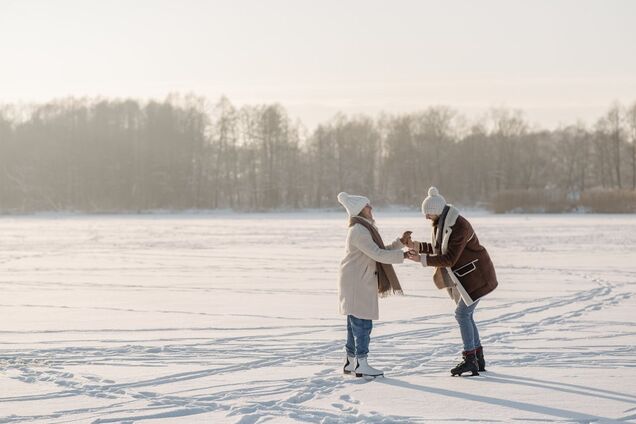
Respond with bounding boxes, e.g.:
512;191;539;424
428;186;439;197
337;192;348;203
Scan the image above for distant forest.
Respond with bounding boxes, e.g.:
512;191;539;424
1;95;635;213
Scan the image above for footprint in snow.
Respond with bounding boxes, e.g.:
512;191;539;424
340;394;360;404
331;402;358;413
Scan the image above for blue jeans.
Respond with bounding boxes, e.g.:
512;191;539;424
455;299;481;352
345;315;372;359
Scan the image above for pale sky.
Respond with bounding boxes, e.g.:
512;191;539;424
1;0;635;129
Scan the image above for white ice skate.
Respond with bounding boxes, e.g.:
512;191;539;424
354;357;384;378
343;355;356;374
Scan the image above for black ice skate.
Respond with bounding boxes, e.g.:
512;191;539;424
451;351;480;377
476;346;486;372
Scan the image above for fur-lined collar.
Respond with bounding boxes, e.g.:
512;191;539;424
432;205;460;255
444;205;460;228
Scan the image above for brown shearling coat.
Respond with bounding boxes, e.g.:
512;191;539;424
416;206;498;303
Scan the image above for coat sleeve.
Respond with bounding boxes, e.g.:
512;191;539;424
425;221;470;268
385;237;404;250
413;240;433;254
351;226;405;264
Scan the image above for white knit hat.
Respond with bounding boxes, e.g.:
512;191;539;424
337;192;370;217
421;186;446;216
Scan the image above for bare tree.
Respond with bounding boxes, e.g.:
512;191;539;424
627;102;636;190
605;102;624;189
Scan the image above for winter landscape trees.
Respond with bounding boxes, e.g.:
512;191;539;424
0;96;635;213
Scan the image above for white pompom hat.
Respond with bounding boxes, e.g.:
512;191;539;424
421;186;447;216
337;192;370;217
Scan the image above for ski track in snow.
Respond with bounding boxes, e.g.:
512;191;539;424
0;214;635;423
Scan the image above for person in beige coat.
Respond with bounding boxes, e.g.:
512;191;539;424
337;192;412;378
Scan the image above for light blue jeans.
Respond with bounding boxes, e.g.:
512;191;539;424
455;299;481;352
345;315;372;359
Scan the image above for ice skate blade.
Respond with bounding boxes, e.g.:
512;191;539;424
451;371;480;377
355;373;384;379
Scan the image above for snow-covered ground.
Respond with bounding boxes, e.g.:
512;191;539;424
1;212;635;423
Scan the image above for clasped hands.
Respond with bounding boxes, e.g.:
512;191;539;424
400;230;421;262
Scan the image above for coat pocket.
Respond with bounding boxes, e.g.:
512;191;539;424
453;259;479;278
362;264;377;285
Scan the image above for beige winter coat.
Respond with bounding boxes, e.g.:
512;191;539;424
338;219;404;320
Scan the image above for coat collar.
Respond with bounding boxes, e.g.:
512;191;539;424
432;205;460;254
444;205;460;228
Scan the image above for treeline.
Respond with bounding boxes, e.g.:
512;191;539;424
1;95;635;213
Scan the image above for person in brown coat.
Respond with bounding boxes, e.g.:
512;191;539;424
406;187;498;376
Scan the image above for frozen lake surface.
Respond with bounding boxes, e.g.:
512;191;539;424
1;212;635;423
